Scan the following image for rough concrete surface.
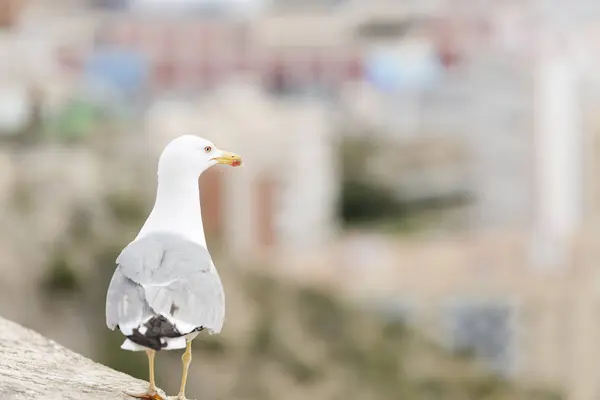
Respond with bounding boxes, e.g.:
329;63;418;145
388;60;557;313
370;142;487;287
0;317;148;399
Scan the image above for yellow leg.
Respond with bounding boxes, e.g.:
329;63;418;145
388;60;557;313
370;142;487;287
124;349;166;400
177;341;193;399
147;349;157;391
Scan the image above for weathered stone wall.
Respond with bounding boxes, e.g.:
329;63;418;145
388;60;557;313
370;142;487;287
0;317;147;400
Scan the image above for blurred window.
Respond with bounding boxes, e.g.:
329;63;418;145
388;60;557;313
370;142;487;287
443;299;517;375
356;20;414;39
263;56;298;96
153;60;176;89
271;0;349;9
0;0;19;28
90;0;130;10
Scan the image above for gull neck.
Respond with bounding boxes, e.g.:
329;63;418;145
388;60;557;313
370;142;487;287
136;174;207;247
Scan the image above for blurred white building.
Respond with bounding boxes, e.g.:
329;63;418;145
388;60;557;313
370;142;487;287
144;82;340;262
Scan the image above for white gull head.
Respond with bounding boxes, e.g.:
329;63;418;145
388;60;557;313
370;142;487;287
136;135;242;247
158;134;242;179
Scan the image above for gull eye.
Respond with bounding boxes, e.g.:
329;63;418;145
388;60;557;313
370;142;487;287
204;146;212;153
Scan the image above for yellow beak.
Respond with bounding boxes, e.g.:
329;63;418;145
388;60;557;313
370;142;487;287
212;151;243;167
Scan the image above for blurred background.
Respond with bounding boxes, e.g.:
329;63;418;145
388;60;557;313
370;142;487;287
1;0;600;399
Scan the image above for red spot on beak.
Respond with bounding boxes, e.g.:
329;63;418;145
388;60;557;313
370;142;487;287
232;160;242;167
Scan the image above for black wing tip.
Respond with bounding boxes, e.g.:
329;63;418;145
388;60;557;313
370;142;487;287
126;315;204;351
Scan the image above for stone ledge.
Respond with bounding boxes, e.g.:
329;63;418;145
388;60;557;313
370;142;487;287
0;317;147;400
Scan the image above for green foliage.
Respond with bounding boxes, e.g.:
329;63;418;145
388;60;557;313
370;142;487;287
67;206;94;245
296;286;347;341
338;136;471;233
247;276;278;357
250;312;276;357
94;244;124;274
41;250;81;294
44;99;100;143
339;179;399;224
105;191;148;226
10;180;34;214
339;178;470;230
339;137;377;177
193;335;227;355
235;273;563;400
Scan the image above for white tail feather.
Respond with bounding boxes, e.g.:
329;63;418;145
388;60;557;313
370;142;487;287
120;338;146;351
163;336;187;350
120;336;188;352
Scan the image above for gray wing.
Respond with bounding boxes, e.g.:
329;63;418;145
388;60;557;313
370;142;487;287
105;232;225;336
105;268;154;332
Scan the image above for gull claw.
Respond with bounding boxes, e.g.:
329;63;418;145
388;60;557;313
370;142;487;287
123;387;168;400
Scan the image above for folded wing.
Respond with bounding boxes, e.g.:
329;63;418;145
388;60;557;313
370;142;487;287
105;232;225;350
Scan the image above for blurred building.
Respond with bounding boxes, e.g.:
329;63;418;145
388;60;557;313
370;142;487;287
313;230;600;400
2;1;600;400
264;4;600;400
143;83;339;261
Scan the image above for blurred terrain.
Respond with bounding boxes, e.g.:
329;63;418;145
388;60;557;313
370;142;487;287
1;0;600;399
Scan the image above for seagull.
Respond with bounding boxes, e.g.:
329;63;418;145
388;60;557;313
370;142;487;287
105;135;242;400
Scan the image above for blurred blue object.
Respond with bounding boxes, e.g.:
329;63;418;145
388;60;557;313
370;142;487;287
365;44;443;92
128;0;266;16
84;47;148;97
